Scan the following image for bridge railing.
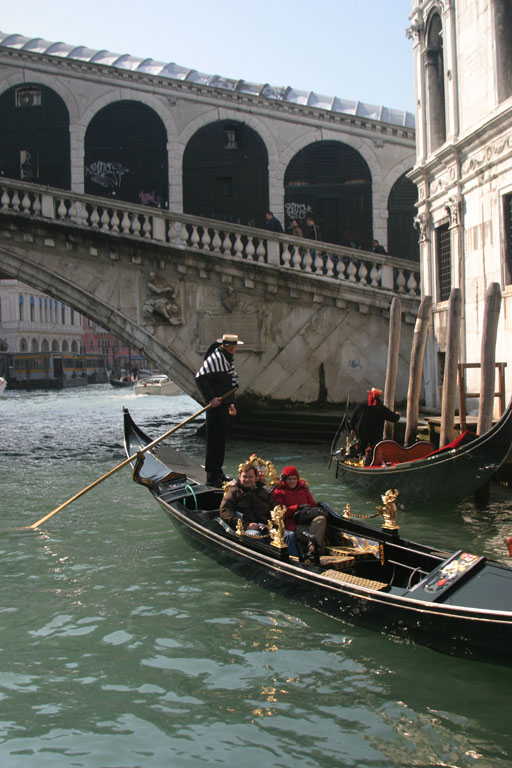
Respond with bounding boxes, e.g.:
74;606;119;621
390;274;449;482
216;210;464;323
0;179;420;296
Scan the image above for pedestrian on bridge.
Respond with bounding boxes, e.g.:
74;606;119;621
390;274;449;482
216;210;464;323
195;333;243;487
265;211;284;233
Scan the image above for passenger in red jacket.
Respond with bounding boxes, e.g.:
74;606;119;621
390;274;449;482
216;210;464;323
271;465;326;553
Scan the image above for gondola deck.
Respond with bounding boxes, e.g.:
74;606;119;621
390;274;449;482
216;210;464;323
123;407;512;666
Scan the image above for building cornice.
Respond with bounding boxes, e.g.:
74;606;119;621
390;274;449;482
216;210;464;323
0;46;415;144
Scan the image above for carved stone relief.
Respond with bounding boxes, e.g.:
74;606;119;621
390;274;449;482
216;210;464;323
461;133;512;176
143;271;182;325
221;286;239;313
445;196;462;227
413;213;430;242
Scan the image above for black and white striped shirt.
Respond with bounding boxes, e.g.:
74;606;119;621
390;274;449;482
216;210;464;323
196;347;238;402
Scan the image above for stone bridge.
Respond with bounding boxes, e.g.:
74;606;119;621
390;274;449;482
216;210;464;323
0;178;421;407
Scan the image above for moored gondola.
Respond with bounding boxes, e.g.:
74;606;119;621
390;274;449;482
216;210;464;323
330;397;512;506
123;407;512;666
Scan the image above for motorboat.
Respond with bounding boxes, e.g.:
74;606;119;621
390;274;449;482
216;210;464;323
133;374;181;396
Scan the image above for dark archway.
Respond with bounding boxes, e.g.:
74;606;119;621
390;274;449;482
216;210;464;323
284;141;372;248
387;172;419;261
84;101;168;207
425;11;446;153
183;121;269;227
0;83;70;188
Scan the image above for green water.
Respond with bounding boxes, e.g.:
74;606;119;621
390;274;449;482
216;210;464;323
1;385;512;767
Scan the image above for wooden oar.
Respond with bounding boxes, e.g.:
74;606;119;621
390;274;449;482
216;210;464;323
27;389;235;530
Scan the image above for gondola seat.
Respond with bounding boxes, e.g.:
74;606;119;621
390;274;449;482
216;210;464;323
370;440;435;467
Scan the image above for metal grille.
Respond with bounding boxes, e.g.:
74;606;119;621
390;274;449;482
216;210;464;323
436;223;451;301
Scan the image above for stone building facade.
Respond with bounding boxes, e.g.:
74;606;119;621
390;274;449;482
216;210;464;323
408;0;512;407
0;278;83;353
0;31;417;259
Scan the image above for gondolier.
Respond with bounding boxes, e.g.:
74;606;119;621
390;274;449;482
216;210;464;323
195;333;243;487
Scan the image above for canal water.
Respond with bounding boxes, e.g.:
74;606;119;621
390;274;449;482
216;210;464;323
1;384;512;768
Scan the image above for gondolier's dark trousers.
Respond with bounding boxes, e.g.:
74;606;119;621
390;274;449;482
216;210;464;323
205;402;229;476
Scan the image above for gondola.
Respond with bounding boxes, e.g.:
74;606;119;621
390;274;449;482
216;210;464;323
109;373;136;388
123;407;512;666
330;397;512;506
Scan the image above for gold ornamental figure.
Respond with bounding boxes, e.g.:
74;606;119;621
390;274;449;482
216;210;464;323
268;505;287;549
378;489;399;530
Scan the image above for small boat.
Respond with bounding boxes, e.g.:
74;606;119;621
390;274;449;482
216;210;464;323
0;376;6;395
330;398;512;506
123;407;512;666
109;373;137;388
133;374;181;396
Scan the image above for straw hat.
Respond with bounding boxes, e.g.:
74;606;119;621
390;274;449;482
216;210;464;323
217;334;244;345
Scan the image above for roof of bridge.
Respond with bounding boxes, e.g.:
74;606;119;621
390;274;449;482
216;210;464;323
0;31;415;129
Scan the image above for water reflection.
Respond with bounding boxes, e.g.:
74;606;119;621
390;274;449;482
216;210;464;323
1;386;512;766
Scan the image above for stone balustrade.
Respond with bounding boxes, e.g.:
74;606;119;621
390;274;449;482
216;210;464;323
0;179;420;296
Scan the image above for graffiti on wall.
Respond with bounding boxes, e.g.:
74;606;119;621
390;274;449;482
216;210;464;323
85;161;129;189
284;202;313;221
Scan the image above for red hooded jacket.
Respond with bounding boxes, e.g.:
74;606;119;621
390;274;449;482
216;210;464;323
271;466;317;532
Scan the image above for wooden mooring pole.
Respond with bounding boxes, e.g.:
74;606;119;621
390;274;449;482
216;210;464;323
405;296;432;446
440;288;462;448
478;282;502;435
384;296;402;440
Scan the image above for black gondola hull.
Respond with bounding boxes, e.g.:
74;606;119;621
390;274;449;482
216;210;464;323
124;407;512;666
158;496;512;665
332;398;512;506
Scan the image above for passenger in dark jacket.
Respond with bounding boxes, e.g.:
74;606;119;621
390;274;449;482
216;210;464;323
195;333;242;486
220;465;273;526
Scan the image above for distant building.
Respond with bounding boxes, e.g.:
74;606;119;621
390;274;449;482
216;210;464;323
81;318;147;374
408;0;512;407
0;278;83;353
0;279;142;372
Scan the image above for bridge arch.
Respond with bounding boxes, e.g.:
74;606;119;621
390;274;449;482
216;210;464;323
84;100;169;207
182;119;269;227
0;82;71;189
175;110;280;216
283;139;373;249
387;171;419;262
0;244;195;393
71;90;178;195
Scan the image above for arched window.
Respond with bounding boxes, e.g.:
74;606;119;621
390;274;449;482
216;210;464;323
284;141;372;248
30;296;35;322
425;11;447;153
62;340;69;352
19;293;24;321
71;340;78;352
387;173;419;261
495;0;512;103
183;120;269;228
31;338;38;352
0;84;71;188
51;339;59;352
41;339;49;352
85;101;168;207
19;337;28;351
